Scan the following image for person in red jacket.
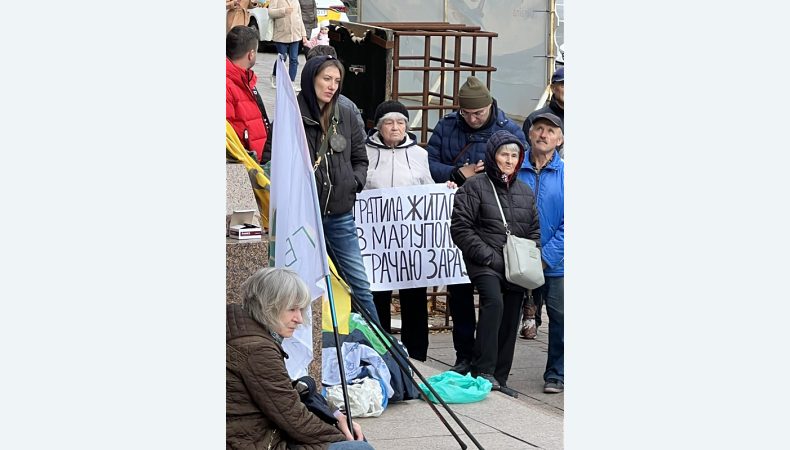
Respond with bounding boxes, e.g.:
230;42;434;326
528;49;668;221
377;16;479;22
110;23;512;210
227;25;270;163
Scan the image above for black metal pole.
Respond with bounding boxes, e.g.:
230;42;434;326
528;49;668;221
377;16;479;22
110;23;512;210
323;275;355;434
325;237;486;449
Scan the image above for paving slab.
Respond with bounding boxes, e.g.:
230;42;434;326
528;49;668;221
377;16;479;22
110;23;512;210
357;359;563;450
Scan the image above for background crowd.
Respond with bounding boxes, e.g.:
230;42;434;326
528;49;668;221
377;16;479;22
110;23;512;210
225;5;564;447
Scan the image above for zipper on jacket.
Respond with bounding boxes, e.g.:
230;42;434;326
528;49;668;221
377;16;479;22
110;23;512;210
390;148;395;187
504;181;517;234
322;147;333;215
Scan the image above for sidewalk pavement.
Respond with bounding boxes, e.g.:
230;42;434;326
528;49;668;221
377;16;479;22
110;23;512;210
249;49;563;449
251;49;306;118
354;313;563;450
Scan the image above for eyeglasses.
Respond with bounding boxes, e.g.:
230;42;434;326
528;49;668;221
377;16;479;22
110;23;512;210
459;108;488;120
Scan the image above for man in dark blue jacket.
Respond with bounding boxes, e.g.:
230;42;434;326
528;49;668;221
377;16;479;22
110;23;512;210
427;76;527;374
517;112;565;394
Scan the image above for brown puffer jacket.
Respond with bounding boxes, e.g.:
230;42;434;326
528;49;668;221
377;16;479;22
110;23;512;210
226;304;346;450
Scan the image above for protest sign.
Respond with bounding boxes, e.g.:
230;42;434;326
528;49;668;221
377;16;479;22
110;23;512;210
353;184;470;291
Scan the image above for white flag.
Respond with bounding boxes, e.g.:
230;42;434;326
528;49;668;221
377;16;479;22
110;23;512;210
269;58;330;379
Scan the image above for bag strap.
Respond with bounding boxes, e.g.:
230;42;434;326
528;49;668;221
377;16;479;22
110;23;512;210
313;105;340;169
488;177;511;235
451;142;474;165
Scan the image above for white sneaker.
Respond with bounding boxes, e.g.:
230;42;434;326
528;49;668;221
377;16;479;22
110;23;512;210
270;76;276;89
292;82;301;92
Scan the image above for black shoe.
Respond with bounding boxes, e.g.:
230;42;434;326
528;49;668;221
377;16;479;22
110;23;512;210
498;386;519;398
543;379;564;394
450;359;471;375
479;372;501;390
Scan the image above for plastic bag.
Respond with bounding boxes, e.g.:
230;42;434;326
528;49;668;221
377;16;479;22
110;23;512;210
263;11;274;42
418;371;492;404
348;313;389;354
325;377;385;417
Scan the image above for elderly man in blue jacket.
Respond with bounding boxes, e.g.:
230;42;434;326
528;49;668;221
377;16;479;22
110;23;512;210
427;76;527;375
517;112;565;394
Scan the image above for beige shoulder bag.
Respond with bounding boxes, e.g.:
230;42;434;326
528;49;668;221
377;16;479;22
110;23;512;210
488;178;545;290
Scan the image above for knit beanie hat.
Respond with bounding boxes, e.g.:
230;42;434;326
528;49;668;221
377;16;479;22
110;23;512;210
373;100;409;126
458;76;492;109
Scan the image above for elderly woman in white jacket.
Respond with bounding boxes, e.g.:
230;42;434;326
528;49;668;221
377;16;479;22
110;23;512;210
365;100;434;361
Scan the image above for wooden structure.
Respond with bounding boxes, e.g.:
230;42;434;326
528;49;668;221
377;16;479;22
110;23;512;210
330;21;498;147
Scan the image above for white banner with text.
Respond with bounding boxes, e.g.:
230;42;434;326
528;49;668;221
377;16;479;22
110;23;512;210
353;184;470;291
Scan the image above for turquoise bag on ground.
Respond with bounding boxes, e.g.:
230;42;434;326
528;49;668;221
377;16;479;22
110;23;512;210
418;371;492;404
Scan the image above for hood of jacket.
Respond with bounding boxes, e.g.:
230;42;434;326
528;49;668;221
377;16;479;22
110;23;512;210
485;130;525;187
298;55;342;123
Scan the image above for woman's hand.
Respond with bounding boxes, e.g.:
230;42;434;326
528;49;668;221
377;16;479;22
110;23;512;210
302;36;309;45
459;160;484;179
445;180;457;189
335;412;365;441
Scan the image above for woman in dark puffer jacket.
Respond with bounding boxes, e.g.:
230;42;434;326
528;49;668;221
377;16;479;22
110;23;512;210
450;130;541;391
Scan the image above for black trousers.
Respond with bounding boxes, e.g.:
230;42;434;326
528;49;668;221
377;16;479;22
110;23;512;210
373;287;429;361
472;275;524;385
447;283;477;363
530;288;545;328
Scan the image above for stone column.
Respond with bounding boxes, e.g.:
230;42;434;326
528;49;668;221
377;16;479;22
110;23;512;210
226;162;323;381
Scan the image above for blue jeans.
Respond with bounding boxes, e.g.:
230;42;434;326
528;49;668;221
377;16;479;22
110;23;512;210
273;41;300;81
539;276;564;382
323;212;379;326
328;441;374;450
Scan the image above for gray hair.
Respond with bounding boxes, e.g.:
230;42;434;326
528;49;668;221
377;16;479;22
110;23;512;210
241;267;312;332
495;142;522;155
376;112;408;130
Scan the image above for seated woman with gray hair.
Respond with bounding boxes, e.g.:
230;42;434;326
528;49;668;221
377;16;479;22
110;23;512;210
227;267;374;450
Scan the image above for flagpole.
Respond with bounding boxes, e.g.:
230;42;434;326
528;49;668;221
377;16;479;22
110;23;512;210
268;56;356;435
323;274;355;435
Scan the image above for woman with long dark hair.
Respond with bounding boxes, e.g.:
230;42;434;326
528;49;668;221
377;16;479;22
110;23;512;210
296;55;378;324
